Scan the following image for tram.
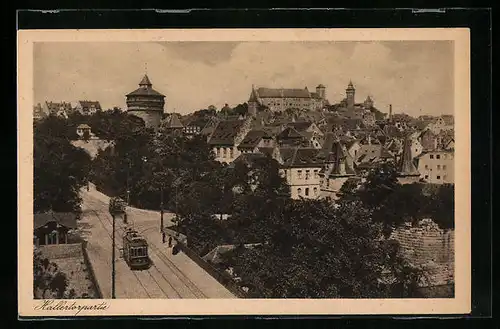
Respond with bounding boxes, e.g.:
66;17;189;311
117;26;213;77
122;228;150;270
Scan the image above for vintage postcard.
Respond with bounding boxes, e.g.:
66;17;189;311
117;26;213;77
18;28;471;317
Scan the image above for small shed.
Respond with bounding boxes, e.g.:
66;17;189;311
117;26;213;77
34;211;78;246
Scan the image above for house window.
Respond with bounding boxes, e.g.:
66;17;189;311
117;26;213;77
305;188;310;196
297;188;302;196
228;148;233;159
305;170;310;180
221;148;225;157
297;170;303;179
436;154;441;159
430;154;434;159
313;187;317;195
443;165;447;170
443;175;447;180
424;175;429;179
437;165;441;170
443;154;447;159
313;170;318;178
424;165;429;169
437;175;441;179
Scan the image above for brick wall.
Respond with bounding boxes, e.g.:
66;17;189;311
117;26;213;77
38;243;83;259
390;219;454;287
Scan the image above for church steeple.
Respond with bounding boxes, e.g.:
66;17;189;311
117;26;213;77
346;80;355;109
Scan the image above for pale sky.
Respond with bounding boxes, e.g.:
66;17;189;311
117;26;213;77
34;41;454;116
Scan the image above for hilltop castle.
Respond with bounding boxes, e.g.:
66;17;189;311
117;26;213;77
247;84;329;115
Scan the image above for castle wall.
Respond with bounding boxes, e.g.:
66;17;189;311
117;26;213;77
390;219;454;287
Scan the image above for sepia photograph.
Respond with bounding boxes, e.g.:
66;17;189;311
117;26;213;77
18;28;471;316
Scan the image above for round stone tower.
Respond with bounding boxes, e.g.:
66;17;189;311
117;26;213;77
126;74;165;130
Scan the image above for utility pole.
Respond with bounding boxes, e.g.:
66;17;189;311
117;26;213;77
111;213;116;299
160;186;164;233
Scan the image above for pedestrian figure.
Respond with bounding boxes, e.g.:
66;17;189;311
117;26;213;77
168;235;172;247
162;231;166;244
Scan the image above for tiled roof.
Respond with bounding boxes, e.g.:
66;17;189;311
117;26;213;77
233;153;271;167
34;211;78;230
208;120;246;146
127;75;165;97
127;87;165;97
256;87;311;98
279;147;323;167
357;144;394;163
238;130;268;149
287;121;313;132
278;127;304;140
78;101;102;110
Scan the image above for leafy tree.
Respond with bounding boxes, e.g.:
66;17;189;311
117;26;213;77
424;183;454;229
219;197;422;298
33;248;69;298
34;117;92;213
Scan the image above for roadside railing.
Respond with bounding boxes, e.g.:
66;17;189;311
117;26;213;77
175;242;248;298
81;241;103;299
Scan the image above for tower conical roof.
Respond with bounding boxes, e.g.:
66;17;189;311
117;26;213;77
248;86;259;102
398;137;420;176
347;80;355;90
164;113;184;129
139;74;152;87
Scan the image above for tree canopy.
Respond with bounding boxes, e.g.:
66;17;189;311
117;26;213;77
34;115;92;213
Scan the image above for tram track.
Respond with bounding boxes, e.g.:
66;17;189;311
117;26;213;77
85;195;208;299
90;209;153;298
90;207;186;298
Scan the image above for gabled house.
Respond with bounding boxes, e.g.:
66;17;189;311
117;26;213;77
355;136;395;173
208;118;253;163
286;121;324;137
274;147;323;199
182;116;208;137
74;100;102;115
277;127;308;148
42;101;73;118
237;130;274;154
